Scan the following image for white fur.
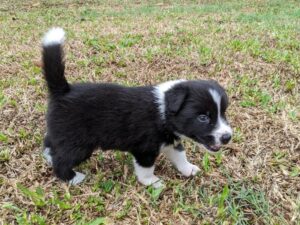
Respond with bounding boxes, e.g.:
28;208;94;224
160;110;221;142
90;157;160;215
161;144;200;176
133;160;163;188
42;27;65;47
69;172;86;185
153;80;186;120
209;89;232;145
43;147;53;166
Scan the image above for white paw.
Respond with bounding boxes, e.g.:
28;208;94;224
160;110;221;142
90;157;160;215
43;147;53;166
69;172;86;185
138;175;163;188
152;179;164;189
178;163;200;177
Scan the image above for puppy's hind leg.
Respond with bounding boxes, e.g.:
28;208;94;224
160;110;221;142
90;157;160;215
52;155;85;185
43;135;53;166
51;146;93;185
69;172;86;185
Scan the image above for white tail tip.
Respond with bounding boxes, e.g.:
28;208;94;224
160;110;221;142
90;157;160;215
42;27;65;47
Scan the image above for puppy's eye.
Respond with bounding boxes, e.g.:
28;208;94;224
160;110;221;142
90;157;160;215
197;114;210;123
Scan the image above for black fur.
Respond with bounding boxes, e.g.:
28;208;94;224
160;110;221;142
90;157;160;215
42;41;230;182
42;44;69;95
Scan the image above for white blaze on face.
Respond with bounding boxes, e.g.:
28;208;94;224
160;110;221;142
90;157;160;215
209;89;232;145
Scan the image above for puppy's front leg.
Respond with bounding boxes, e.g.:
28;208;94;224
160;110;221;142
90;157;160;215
162;142;200;177
132;152;163;188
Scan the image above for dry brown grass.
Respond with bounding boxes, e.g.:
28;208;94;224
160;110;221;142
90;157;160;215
1;0;299;224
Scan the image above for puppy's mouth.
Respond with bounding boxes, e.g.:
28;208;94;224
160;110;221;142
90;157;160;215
203;144;221;152
192;136;221;152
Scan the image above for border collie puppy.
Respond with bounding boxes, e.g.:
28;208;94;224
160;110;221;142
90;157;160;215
42;28;232;187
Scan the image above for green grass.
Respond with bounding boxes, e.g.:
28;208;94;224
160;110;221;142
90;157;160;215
1;0;299;224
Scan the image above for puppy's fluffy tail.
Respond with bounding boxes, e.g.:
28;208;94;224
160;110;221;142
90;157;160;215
42;27;69;96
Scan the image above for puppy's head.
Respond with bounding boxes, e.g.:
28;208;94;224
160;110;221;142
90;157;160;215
165;80;232;153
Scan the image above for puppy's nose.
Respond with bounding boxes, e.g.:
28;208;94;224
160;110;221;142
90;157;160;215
221;133;231;144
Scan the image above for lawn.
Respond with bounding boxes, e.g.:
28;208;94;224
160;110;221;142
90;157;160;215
0;0;299;224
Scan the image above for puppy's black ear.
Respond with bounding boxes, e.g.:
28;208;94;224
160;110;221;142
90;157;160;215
165;86;188;115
